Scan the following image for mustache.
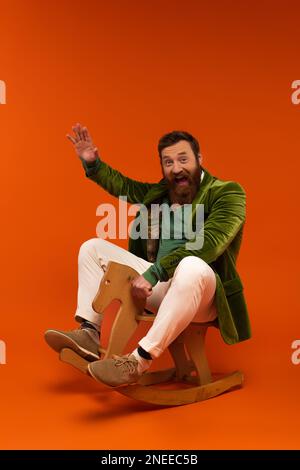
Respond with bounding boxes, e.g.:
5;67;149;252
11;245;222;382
170;174;191;184
172;173;189;180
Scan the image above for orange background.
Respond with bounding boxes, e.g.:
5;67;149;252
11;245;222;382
0;0;299;450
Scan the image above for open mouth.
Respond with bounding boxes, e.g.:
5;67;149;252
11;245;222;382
174;175;189;185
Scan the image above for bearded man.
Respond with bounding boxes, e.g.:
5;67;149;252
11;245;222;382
45;124;251;387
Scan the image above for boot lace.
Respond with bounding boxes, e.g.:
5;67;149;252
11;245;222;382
113;355;137;374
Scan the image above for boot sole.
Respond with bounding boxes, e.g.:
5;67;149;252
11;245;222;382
44;330;99;362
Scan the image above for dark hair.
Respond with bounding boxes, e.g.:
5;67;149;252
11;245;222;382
158;130;200;160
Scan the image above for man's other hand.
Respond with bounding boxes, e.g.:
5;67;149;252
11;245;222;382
67;123;98;163
131;275;153;300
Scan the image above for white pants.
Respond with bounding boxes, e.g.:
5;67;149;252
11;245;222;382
75;238;217;358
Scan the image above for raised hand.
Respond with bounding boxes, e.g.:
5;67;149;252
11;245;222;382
67;123;98;163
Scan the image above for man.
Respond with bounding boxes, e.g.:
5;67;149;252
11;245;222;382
45;124;251;387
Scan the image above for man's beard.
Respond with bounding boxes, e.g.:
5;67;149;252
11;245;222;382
166;165;202;205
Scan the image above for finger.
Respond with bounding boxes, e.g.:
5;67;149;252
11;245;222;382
82;127;90;141
145;287;152;297
77;123;85;141
72;125;81;142
132;291;143;300
131;287;146;300
69;126;79;143
145;288;152;297
135;291;145;300
66;134;76;144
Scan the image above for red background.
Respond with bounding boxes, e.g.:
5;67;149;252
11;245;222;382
0;0;299;449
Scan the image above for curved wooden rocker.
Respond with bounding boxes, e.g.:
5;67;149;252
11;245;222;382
60;261;243;406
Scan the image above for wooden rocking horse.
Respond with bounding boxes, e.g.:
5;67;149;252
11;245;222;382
60;261;243;406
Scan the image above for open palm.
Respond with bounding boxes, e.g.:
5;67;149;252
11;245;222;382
67;123;98;163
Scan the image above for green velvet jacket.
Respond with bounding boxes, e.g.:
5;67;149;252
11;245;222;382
83;158;251;345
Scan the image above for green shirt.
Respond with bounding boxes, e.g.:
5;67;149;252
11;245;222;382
142;198;189;285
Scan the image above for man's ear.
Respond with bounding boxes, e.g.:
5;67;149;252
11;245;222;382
198;153;202;165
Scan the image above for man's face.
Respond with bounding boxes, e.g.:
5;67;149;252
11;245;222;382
160;140;202;204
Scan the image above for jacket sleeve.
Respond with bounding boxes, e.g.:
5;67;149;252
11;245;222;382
81;157;155;204
147;181;246;282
